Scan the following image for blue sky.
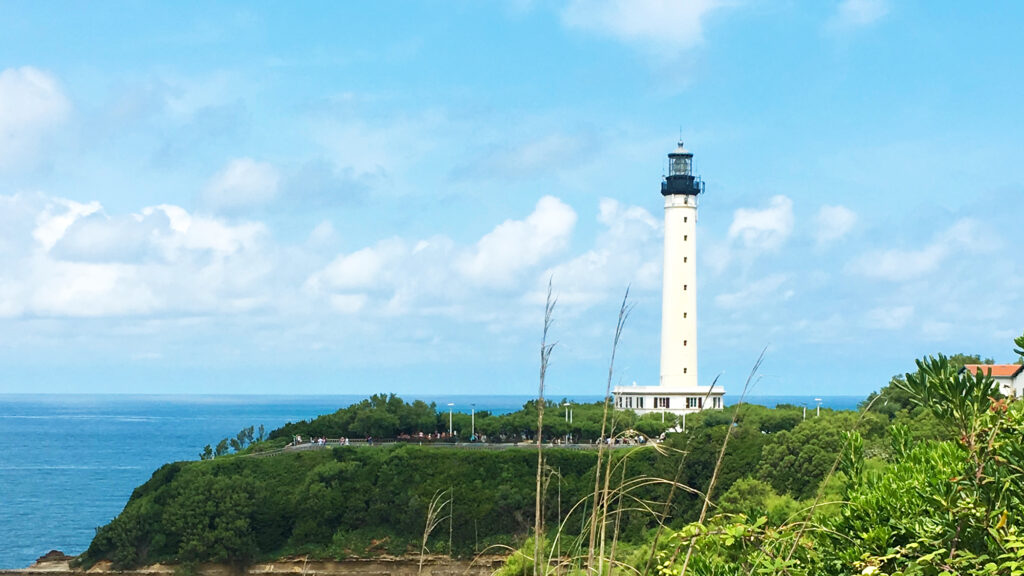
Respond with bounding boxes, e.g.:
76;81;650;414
0;0;1021;397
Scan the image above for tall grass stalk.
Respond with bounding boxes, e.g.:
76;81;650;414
419;488;451;575
536;280;556;576
607;455;629;570
677;347;764;576
587;289;633;574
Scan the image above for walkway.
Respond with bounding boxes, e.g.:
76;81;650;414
246;438;647;458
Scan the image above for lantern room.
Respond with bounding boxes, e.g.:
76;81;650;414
661;141;704;196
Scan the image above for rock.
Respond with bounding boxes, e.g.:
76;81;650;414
35;551;73;564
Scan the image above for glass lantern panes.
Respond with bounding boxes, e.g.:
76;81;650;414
670;155;691;176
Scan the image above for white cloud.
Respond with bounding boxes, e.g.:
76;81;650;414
453;133;593;181
814;204;858;246
457;196;577;287
728;195;794;252
0;67;71;171
33;198;102;250
306;196;579;321
827;0;889;31
312;239;405;292
541;198;661;309
921;320;954;341
866;305;913;330
50;210;169;263
303;195;659;328
847;218;990;282
2;193;272;318
28;261;160;317
308;220;338;246
329;293;369;315
714;274;792;310
852;243;946;281
312;113;442;185
562;0;723;56
202;158;280;211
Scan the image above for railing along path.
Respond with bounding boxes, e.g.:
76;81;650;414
243;438;647;458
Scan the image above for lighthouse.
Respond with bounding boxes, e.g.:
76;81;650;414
659;142;701;390
612;141;724;416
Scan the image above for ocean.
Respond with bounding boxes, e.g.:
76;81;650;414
0;393;863;569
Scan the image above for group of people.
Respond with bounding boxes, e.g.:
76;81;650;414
286;433;651;449
290;435;352;447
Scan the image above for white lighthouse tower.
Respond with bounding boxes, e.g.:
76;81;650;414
613;141;724;416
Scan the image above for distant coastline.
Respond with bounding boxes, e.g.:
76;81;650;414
0;392;865;412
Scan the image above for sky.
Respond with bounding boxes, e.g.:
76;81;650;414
0;0;1022;398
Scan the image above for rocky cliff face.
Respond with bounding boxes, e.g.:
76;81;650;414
2;554;506;576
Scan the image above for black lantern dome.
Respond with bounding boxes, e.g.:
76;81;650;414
661;141;704;196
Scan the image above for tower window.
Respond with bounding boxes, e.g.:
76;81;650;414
683;312;687;318
684;257;687;263
684;284;687;291
684;217;688;223
683;340;687;346
684;235;688;241
684;368;687;374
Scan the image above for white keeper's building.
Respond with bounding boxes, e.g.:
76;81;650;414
962;364;1024;398
613;141;725;416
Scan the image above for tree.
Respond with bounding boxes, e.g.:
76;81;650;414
161;469;260;566
757;413;870;500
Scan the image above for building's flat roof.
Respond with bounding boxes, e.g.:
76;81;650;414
612;385;725;395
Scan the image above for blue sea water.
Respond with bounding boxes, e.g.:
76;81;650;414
0;393;862;569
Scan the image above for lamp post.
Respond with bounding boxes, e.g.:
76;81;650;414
471;403;476;440
448;402;454;438
815;398;822;418
563;402;572;444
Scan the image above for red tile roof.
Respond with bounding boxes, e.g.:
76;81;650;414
963;364;1024;378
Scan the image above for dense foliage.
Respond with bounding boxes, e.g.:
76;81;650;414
81;446;601;568
653;339;1024;576
268;393;673;444
80;401;859;568
81;332;1024;575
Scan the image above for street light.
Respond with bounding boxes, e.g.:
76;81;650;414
563;402;572;444
814;398;822;418
448;402;454;438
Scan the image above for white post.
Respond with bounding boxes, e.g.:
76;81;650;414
448;402;454;437
471;404;475;439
